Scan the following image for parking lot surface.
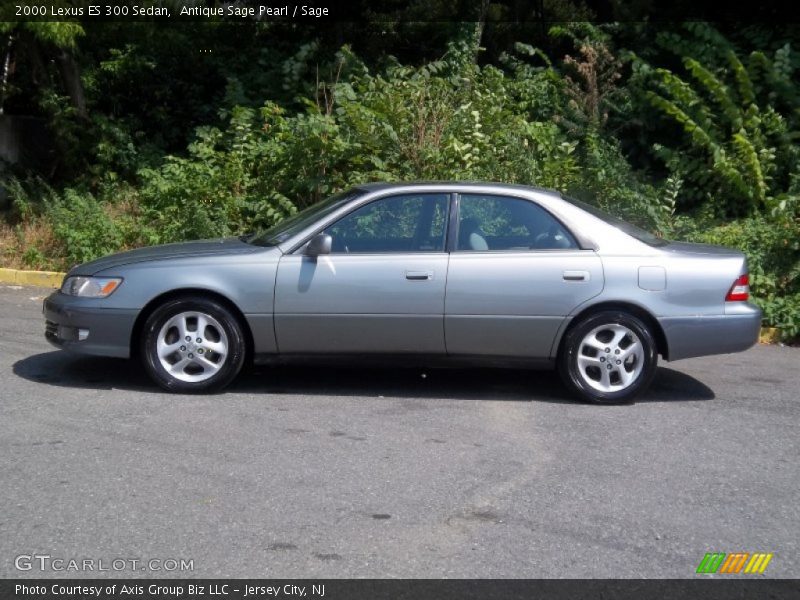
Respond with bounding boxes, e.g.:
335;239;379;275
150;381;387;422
1;285;798;578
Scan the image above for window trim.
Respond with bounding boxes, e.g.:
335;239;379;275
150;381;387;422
450;193;585;254
289;192;452;256
445;193;460;253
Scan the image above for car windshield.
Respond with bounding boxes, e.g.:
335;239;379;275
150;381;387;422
561;196;669;247
246;189;364;247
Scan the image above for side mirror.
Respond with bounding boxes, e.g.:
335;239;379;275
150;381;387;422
305;233;332;257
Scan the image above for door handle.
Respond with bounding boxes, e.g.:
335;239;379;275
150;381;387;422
563;270;589;281
406;271;433;281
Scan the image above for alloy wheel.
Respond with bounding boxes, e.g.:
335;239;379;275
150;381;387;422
575;323;645;393
155;311;229;383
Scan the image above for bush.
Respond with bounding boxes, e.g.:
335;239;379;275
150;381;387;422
134;43;590;241
1;177;150;270
569;131;675;232
137;105;299;242
131;46;587;243
44;189;125;266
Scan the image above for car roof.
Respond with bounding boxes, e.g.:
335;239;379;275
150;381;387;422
354;181;562;197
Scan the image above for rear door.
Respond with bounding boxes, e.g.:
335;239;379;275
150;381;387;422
445;194;603;357
274;193;450;354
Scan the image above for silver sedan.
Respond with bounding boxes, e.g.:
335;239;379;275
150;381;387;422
43;182;761;403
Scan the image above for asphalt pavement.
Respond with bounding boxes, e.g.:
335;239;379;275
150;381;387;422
1;284;798;578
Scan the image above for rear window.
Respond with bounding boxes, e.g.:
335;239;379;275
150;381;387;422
561;196;669;247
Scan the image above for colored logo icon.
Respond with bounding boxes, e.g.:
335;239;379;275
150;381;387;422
696;552;773;574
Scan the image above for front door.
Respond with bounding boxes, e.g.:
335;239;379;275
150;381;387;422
274;193;450;354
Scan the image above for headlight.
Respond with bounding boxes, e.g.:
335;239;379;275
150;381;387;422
60;276;122;298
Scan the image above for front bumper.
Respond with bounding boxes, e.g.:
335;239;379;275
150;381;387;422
659;303;762;361
43;292;138;358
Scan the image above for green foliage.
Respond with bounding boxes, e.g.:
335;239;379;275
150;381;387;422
570;131;674;231
20;246;47;270
137;105;298;242
45;189;124;266
0;22;85;49
3;176;147;270
6;177;126;268
549;23;628;132
135;44;585;242
333;54;579;190
633;24;800;217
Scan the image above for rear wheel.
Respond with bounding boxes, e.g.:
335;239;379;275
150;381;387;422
558;310;658;404
141;296;246;393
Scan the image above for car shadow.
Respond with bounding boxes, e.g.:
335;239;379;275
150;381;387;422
12;351;715;404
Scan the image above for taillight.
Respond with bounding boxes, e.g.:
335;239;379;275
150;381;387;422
726;274;750;301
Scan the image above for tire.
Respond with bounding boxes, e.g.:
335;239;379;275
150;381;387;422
558;310;658;404
141;296;246;393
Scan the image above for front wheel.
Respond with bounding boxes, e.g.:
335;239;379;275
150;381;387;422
558;311;658;404
141;296;246;393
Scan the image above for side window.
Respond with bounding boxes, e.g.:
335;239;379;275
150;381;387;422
456;195;578;251
325;194;449;253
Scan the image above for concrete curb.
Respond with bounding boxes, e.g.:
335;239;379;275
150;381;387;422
0;267;65;288
759;327;782;344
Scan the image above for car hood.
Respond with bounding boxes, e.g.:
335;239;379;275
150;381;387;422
70;237;263;275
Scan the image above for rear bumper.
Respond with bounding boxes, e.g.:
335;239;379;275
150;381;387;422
43;292;138;358
659;304;762;361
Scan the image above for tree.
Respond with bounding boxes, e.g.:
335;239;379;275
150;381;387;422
0;22;86;117
632;24;800;217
